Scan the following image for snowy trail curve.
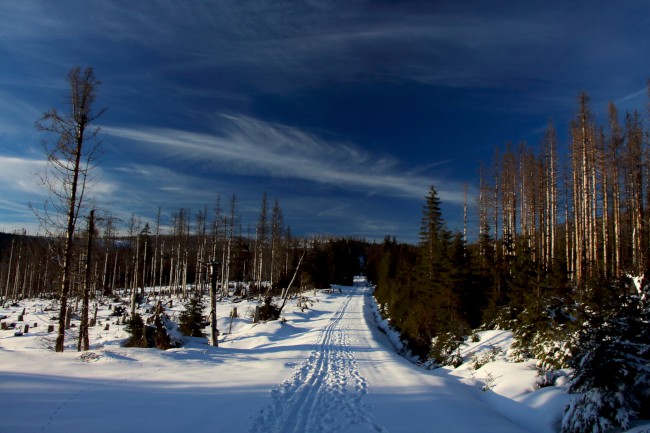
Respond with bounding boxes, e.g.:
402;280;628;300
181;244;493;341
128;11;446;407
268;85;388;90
249;288;387;433
250;286;532;433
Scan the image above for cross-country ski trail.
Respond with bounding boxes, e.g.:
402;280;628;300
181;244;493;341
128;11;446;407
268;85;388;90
249;286;531;433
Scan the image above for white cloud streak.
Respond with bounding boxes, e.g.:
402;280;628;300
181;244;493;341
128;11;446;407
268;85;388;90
0;1;615;92
102;115;466;204
0;156;45;195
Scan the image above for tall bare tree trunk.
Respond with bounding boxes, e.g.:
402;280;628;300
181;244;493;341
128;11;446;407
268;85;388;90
2;238;14;305
209;261;219;347
35;68;104;352
78;209;94;352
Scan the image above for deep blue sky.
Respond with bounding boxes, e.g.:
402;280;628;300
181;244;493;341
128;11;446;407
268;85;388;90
1;1;649;243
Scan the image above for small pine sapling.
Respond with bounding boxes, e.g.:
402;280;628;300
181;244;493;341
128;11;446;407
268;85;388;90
178;293;206;337
124;313;147;348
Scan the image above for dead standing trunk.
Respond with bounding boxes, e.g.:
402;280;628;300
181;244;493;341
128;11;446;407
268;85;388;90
279;251;305;314
209;261;220;347
78;209;95;352
34;67;104;353
55;115;86;353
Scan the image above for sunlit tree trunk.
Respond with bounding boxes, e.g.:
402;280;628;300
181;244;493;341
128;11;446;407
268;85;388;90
78;209;94;352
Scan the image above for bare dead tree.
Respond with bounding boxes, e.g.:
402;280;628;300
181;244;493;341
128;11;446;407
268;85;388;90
78;209;95;352
224;194;238;296
278;249;306;314
2;237;15;305
208;260;220;347
33;67;105;352
255;192;269;296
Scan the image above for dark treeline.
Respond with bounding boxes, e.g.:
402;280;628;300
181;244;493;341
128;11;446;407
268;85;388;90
369;85;650;432
6;84;649;360
369;188;489;361
372;85;650;363
0;202;373;305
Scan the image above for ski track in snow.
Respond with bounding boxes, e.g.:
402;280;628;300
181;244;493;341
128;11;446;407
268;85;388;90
249;289;387;433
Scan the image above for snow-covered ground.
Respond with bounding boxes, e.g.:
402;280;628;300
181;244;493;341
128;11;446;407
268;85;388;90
0;286;646;433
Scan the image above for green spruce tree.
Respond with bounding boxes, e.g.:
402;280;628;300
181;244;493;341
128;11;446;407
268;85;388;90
178;293;206;338
417;186;466;362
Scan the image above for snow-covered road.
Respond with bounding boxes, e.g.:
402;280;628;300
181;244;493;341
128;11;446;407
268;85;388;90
249;290;386;433
0;285;558;433
248;286;530;433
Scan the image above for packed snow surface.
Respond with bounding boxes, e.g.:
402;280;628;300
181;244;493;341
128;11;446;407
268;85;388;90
0;286;582;432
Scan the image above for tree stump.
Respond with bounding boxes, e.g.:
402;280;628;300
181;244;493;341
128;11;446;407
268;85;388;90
231;307;238;318
1;322;7;330
48;324;54;333
104;324;110;331
23;324;29;334
17;315;23;322
254;305;260;323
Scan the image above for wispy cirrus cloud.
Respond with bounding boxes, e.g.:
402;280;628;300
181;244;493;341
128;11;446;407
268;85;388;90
0;1;594;92
0;156;46;195
0;156;46;232
103;114;466;204
2;0;648;122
